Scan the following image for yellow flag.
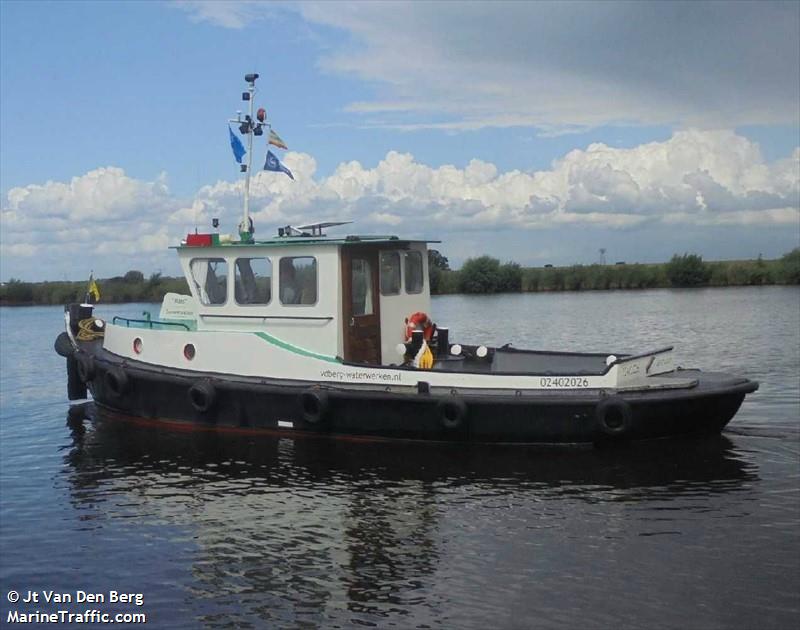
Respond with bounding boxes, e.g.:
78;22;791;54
88;276;100;302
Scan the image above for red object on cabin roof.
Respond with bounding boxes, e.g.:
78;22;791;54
186;233;213;247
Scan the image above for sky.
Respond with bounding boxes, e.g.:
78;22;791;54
1;0;798;281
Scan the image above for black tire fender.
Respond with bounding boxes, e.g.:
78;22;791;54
76;353;95;383
438;396;468;430
54;332;74;358
104;366;129;399
300;390;329;424
188;379;217;413
595;395;632;437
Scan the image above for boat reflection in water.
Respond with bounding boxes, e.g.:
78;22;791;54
62;403;757;627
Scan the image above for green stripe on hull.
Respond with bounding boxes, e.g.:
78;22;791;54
253;332;340;363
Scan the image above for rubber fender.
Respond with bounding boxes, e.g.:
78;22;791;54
76;353;95;383
188;379;217;413
438;396;468;430
54;332;74;358
67;356;87;400
104;366;129;398
300;390;329;424
595;395;633;437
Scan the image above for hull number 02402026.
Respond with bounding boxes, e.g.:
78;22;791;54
539;377;590;388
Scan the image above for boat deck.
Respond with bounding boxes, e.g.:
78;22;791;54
433;346;617;376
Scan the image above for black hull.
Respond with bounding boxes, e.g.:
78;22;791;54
67;343;758;445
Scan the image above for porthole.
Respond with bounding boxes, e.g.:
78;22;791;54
133;337;143;354
184;343;196;361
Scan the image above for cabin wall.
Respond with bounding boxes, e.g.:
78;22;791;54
379;243;431;365
178;244;341;358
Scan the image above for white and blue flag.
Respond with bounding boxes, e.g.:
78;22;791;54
228;126;246;164
264;150;294;180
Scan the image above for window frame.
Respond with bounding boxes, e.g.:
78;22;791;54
278;256;319;307
233;256;273;307
379;250;402;297
404;250;424;295
189;257;229;307
351;257;375;316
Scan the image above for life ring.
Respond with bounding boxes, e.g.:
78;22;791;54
595;395;632;437
405;312;435;342
104;366;129;399
438;396;468;430
76;353;96;383
300;390;329;425
188;380;217;413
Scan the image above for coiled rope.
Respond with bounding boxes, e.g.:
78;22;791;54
77;317;105;341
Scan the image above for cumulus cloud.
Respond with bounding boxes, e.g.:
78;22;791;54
213;130;796;231
2;130;798;279
1;167;185;277
174;1;800;132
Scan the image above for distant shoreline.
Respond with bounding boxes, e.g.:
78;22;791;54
1;251;798;306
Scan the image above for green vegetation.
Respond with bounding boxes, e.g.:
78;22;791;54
1;249;798;305
456;256;523;293
665;253;712;287
0;271;189;306
431;248;800;295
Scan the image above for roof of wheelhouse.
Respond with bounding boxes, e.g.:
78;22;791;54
174;234;440;250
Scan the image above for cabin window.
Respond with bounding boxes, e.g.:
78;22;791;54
379;251;401;296
351;258;374;315
235;257;271;305
190;258;228;305
405;251;424;294
279;257;317;305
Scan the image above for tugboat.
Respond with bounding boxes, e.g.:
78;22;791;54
55;74;758;444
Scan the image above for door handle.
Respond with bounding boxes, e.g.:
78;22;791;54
349;317;355;327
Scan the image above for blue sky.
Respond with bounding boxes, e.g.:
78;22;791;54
1;1;798;281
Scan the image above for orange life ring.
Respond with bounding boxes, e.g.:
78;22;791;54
405;311;435;341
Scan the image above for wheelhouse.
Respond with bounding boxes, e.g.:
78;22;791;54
169;233;437;366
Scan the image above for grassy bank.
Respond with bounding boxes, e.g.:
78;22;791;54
1;249;798;305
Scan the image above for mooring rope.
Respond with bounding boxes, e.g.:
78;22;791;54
76;317;105;341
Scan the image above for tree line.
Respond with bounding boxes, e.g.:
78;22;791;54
1;249;798;305
429;248;800;294
0;270;190;306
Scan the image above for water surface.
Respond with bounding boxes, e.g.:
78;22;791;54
1;287;798;628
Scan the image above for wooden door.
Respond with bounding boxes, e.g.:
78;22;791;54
341;247;381;364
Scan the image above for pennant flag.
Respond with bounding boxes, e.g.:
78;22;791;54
228;126;246;164
268;128;288;150
87;273;101;303
264;150;294;180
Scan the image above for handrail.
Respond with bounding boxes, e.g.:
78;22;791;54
199;314;334;321
112;316;191;331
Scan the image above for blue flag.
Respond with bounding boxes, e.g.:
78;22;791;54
264;150;294;180
228;126;246;164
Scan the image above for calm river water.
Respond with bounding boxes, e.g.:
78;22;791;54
1;287;798;629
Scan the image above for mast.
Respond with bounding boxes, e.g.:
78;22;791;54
229;73;264;243
243;74;256;240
